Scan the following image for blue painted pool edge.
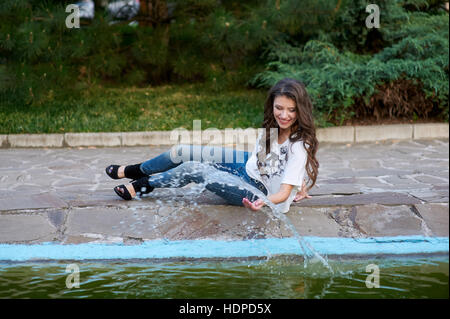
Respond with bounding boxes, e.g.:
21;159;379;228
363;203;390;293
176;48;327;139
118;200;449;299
0;236;448;261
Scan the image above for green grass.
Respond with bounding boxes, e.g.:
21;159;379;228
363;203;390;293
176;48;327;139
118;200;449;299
0;83;267;134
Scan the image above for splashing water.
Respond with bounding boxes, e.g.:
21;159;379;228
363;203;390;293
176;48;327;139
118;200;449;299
139;162;333;273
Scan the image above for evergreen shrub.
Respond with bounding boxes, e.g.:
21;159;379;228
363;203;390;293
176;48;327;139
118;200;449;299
250;0;449;125
0;0;448;127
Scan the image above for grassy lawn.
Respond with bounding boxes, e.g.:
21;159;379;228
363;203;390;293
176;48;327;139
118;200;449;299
0;84;267;134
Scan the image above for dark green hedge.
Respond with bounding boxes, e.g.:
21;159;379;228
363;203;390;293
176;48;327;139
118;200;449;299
0;0;448;125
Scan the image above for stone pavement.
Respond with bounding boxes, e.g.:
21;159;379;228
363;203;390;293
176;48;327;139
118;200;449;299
0;139;448;248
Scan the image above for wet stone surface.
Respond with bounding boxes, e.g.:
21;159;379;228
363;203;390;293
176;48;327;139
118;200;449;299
0;139;448;244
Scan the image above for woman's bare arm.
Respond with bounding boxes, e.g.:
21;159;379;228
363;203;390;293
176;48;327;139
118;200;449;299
267;184;294;204
243;183;294;211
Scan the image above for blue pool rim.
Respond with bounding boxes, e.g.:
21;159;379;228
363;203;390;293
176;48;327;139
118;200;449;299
0;236;448;261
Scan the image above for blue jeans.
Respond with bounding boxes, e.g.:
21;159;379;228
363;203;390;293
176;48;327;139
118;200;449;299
139;145;267;206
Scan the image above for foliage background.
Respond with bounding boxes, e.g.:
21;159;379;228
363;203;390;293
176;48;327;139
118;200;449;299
0;0;448;132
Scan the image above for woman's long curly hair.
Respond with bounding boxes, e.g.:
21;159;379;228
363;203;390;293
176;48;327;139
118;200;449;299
257;78;319;190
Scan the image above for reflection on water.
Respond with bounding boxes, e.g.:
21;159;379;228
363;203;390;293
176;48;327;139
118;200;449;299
0;256;448;299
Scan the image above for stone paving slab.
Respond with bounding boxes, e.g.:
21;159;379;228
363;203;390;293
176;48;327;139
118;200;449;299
413;203;449;236
294;192;421;207
408;190;449;203
327;207;364;238
0;203;442;245
308;184;362;196
62;205;284;243
0;214;57;243
0;139;448;247
0;193;67;211
283;207;341;237
353;204;424;237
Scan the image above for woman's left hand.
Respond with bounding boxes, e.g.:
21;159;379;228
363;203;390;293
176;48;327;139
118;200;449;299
242;198;265;211
294;180;311;202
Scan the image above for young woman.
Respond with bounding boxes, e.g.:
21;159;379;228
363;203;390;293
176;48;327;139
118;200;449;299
105;78;319;213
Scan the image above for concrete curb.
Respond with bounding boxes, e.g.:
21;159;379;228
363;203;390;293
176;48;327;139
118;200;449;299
0;236;448;261
0;123;448;148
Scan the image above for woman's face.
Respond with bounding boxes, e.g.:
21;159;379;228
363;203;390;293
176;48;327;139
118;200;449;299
273;95;297;131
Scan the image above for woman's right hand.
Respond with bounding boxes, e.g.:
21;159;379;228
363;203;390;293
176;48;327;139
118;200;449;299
293;180;311;202
242;198;265;211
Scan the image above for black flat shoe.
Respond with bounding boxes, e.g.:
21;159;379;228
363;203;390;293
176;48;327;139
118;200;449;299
106;165;121;179
113;177;154;200
106;164;147;180
132;176;154;196
114;184;133;200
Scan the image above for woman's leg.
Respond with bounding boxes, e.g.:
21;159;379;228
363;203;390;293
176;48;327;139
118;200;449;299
113;145;263;203
140;144;248;175
147;161;261;206
107;145;196;180
148;161;205;188
108;144;245;180
205;181;261;206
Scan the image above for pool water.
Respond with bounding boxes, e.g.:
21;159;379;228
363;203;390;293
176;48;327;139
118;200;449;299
0;256;448;299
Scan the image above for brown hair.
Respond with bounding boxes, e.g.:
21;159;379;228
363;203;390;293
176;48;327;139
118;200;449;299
257;78;319;190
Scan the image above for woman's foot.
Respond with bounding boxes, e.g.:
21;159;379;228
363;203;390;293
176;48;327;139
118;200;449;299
113;177;154;200
114;183;135;200
106;164;146;180
106;165;122;179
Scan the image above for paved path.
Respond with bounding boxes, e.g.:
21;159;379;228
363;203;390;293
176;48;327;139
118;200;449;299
0;139;448;257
